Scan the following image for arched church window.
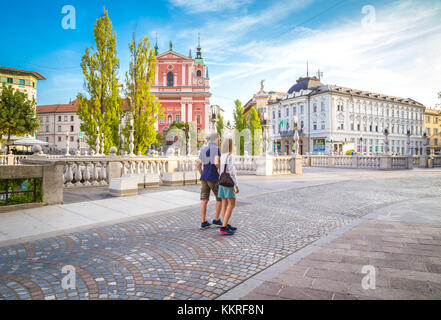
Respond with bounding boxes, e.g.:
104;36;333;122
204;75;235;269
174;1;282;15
197;70;202;77
167;72;174;87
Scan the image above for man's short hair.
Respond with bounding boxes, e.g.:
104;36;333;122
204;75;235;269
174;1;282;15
207;132;219;143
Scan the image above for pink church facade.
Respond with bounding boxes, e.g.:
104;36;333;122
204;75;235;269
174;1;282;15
152;40;211;135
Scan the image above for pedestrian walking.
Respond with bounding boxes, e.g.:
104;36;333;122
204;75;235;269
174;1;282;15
218;138;239;236
196;132;223;229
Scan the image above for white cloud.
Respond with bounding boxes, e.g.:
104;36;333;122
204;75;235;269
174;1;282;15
207;0;441;121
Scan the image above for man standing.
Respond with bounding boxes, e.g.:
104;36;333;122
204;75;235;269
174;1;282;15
197;132;222;229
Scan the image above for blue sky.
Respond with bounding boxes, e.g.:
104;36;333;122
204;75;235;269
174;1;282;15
1;0;441;122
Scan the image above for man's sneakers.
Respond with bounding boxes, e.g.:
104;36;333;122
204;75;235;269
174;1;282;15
219;226;235;236
200;221;212;230
212;219;223;228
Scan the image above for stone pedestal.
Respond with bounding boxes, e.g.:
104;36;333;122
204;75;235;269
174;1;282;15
406;156;414;170
256;154;273;176
145;174;160;188
289;155;303;175
380;156;392;170
122;173;144;188
42;164;64;205
161;172;185;186
184;172;198;185
351;156;359;169
420;156;428;168
109;177;138;197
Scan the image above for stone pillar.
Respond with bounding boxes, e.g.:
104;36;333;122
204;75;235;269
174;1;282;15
351;155;359;169
188;104;193;122
380;156;392;170
406;156;414;170
290;155;302;175
181;104;186;122
42;164;64;205
108;161;122;181
256;154;273;176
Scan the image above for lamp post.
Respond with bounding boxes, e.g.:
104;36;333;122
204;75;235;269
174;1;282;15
65;132;70;156
293;116;299;156
95;126;100;156
383;129;390;155
360;135;363;156
129;118;135;156
406;129;411;156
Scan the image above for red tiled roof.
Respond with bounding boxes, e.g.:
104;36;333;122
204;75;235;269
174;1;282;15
0;66;46;80
37;99;130;114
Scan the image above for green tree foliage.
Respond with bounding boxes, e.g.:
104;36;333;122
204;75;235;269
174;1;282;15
248;106;262;155
0;84;40;153
216;113;224;140
124;33;163;154
76;8;123;154
233;99;247;155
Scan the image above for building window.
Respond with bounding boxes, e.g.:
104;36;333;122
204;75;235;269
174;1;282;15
70;136;74;142
176;115;180;122
286;108;289;116
19;79;25;85
197;70;202;77
300;120;304;129
58;136;61;142
357;123;360;131
197;115;201;125
71;116;74;121
313;122;317;130
58;116;62;122
428;128;431;135
70;126;74;132
167;72;174;87
7;78;13;84
435;139;439;146
313;104;317;113
46;137;49;142
58;126;61;132
321;121;325;130
351;123;354;131
167;115;172;124
435;128;439;135
293;106;297;114
300;105;304;114
64;116;68;121
321;102;325;112
376;125;378;132
45;126;49;133
427;116;431;123
46;116;49;122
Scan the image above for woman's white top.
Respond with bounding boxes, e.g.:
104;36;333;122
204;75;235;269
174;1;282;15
219;153;238;187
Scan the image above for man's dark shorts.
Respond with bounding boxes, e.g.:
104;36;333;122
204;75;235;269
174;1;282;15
200;180;221;202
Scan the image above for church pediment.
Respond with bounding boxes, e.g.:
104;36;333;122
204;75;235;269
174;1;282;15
157;51;192;61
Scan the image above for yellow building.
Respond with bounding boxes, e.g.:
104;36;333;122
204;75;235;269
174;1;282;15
424;108;441;155
0;67;46;154
0;66;46;102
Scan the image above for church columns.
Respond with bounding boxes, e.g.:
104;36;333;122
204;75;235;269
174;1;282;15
188;104;193;122
181;104;186;122
182;65;186;86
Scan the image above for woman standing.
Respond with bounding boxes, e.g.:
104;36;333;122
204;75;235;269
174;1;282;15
218;138;240;236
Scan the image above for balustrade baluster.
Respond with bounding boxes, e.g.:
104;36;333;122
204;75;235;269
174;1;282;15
65;162;74;187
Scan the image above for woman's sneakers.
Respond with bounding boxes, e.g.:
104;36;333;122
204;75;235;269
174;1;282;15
227;224;237;231
212;219;223;228
219;227;234;235
200;221;211;230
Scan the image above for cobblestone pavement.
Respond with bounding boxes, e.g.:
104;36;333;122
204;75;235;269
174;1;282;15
1;170;440;300
242;220;441;300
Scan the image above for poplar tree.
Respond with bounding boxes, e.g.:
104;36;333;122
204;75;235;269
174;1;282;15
248;106;262;155
124;33;163;154
77;8;122;154
216;113;224;140
0;84;39;153
233;99;247;155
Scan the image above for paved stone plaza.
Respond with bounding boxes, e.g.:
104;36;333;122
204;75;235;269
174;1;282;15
0;168;440;300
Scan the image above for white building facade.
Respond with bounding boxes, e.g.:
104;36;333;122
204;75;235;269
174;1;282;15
269;77;425;156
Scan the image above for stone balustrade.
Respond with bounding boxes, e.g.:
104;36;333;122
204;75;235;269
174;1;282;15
0;154;28;166
234;155;257;175
302;154;412;170
272;156;292;175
